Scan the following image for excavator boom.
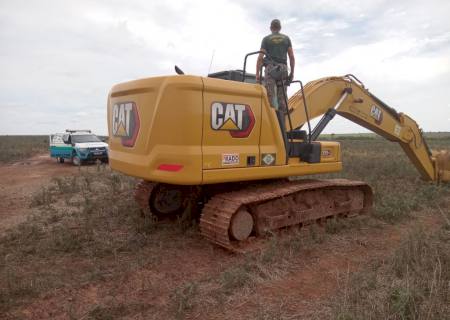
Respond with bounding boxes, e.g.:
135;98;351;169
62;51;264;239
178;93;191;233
287;75;450;182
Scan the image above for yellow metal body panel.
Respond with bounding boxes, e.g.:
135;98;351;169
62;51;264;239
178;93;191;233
108;76;204;184
107;75;343;185
202;78;262;169
203;161;342;184
107;72;448;190
203;141;341;184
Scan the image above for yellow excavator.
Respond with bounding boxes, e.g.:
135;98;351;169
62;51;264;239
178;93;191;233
107;52;450;252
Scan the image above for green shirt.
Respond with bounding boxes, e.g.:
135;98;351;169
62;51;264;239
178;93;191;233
261;32;292;64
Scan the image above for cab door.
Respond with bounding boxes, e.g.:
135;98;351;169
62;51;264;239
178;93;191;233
202;78;262;170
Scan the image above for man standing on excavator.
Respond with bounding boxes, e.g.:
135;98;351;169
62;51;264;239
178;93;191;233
256;19;295;112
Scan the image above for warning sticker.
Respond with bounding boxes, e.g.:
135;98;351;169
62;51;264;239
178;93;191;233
370;105;383;124
321;149;332;157
394;124;402;137
261;153;276;166
222;153;239;166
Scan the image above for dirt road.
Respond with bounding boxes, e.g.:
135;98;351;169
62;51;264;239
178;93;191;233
0;154;77;232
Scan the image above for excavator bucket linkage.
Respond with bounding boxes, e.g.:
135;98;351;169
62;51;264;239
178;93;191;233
434;150;450;182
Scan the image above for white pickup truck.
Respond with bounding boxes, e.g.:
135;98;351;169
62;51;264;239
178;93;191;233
49;130;109;165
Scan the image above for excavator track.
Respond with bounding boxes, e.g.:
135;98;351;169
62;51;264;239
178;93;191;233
199;179;373;253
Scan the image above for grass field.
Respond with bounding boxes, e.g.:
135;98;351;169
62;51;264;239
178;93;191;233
0;136;49;163
316;134;450;223
0;134;449;319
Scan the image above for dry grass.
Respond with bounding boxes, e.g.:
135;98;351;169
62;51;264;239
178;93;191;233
330;218;450;320
0;134;449;319
0;166;156;314
0;135;49;163
316;134;450;223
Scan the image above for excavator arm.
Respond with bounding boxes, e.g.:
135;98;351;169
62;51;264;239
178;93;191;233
287;75;450;182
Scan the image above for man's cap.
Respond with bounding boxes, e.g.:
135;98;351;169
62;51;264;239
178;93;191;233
270;19;281;29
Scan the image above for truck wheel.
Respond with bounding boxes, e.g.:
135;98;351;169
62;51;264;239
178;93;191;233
72;156;81;166
58;157;65;163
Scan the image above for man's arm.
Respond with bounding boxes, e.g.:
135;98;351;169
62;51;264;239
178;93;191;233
288;47;295;80
256;49;266;83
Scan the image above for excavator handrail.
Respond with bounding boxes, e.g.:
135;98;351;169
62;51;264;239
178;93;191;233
242;50;277;84
344;74;365;88
290;80;312;143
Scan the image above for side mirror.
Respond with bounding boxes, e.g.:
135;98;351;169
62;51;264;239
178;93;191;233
175;65;185;75
62;135;70;144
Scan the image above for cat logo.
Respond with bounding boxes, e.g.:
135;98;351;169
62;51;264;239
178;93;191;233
370;105;383;124
112;102;140;147
211;102;255;138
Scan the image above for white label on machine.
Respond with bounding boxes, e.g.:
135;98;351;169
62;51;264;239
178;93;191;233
262;153;275;165
321;149;332;157
222;153;239;165
394;124;402;137
370;105;383;123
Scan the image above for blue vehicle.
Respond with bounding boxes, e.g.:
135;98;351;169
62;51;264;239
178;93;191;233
49;130;109;165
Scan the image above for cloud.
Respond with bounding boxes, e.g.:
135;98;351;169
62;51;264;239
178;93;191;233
1;0;450;134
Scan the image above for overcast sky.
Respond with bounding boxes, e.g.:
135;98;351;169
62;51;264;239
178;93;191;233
1;0;449;135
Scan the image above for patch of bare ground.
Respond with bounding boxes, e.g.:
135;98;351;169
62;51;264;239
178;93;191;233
0;154;78;231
